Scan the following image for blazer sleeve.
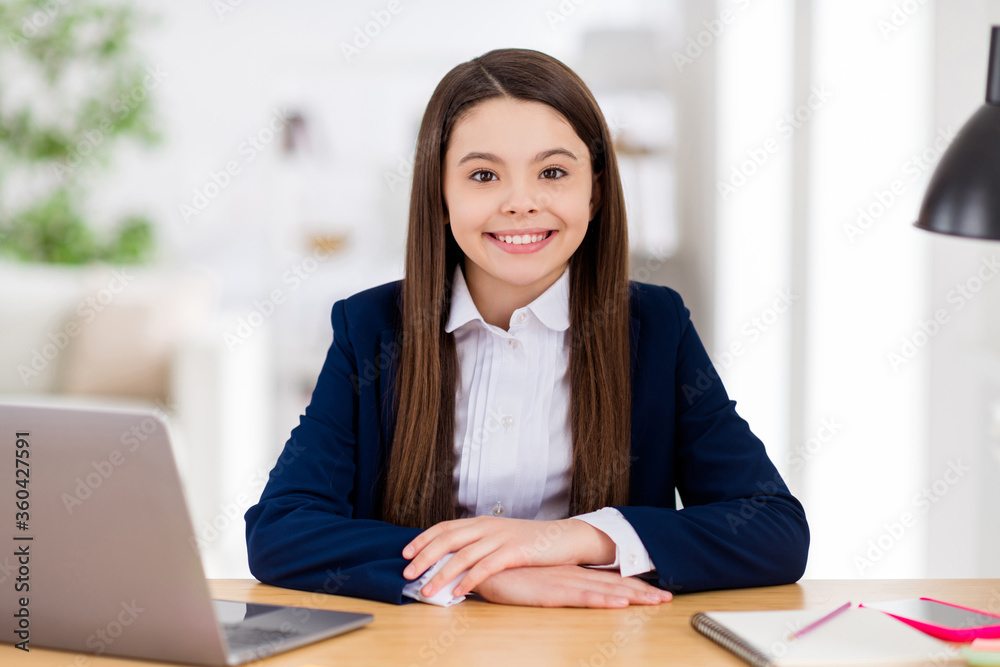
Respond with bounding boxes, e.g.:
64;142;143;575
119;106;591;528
244;298;421;605
615;287;809;593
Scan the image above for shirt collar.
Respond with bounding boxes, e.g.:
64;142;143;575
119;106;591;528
445;265;570;333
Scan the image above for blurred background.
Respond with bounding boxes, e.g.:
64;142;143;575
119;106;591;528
1;0;998;584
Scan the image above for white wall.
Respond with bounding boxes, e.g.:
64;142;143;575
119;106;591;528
715;0;795;502
716;0;1000;581
927;0;1000;578
802;0;931;579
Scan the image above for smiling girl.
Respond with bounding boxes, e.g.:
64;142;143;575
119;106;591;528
245;48;809;608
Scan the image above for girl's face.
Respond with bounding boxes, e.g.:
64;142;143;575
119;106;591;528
443;98;598;310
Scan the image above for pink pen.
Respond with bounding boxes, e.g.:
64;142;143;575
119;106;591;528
789;602;853;640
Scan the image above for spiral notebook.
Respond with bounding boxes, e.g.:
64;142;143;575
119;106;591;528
690;604;963;666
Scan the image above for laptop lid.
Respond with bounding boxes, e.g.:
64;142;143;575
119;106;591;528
0;402;370;665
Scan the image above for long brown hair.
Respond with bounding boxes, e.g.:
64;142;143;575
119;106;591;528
383;48;631;528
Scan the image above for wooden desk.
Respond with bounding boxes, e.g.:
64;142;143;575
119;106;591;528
5;579;998;666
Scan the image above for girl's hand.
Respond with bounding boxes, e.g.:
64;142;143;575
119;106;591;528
401;516;616;598
471;565;673;608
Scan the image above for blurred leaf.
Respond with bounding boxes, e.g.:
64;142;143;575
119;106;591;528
104;215;155;264
0;189;155;265
0;0;161;265
1;188;98;264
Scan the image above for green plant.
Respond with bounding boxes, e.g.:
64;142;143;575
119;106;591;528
0;0;161;264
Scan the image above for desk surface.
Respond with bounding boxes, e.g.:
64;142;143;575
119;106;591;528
4;579;997;666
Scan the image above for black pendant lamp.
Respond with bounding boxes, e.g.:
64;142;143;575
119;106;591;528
915;26;1000;239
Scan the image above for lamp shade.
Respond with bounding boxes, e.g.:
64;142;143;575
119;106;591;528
914;26;1000;239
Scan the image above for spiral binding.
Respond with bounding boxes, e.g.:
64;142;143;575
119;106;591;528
690;612;775;667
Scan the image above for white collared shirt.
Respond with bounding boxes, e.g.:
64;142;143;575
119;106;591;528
402;266;654;606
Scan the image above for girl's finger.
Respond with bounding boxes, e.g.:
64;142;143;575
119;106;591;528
402;517;473;558
556;567;672;606
450;550;513;597
403;524;482;577
422;540;498;595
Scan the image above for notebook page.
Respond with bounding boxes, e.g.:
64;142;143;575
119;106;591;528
700;607;963;666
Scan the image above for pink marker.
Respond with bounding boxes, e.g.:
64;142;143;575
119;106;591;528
790;601;853;640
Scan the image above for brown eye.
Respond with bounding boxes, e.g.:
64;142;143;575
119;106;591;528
541;167;567;180
471;170;497;183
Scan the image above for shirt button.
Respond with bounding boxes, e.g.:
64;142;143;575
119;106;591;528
516;312;527;324
507;339;518;349
492;501;505;517
501;415;514;432
629;554;638;565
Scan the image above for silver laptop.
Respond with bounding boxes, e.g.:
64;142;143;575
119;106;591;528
0;402;372;665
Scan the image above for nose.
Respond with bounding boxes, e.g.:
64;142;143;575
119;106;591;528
501;178;541;217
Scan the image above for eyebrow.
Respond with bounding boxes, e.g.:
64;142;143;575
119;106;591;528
456;147;580;166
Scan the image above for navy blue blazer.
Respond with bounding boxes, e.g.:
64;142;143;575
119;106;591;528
245;280;809;605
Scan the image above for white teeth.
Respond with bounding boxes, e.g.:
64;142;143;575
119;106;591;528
494;232;549;245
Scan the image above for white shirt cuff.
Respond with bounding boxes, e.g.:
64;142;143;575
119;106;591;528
572;507;655;578
401;552;468;606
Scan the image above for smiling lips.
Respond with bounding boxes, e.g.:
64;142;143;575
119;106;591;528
485;230;556;254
